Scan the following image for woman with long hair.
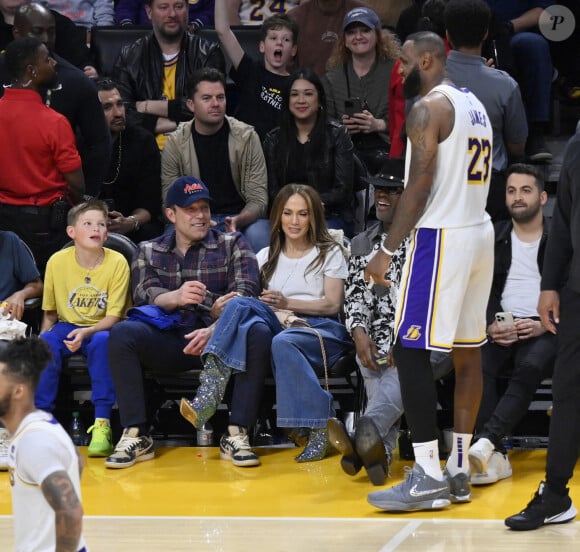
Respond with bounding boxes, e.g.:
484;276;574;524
263;69;355;236
323;7;400;174
180;184;353;464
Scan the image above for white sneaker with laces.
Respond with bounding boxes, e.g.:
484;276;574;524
104;427;154;469
220;426;260;467
468;437;494;474
471;451;512;485
0;428;10;471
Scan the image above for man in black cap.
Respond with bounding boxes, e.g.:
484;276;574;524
330;159;453;486
105;176;262;469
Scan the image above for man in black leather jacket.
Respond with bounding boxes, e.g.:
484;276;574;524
112;0;224;149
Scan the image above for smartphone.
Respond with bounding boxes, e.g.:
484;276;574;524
495;311;515;328
344;97;364;117
491;39;499;68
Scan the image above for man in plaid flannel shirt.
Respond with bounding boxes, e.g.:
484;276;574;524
104;176;262;469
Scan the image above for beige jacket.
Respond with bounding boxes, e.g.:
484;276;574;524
161;115;268;218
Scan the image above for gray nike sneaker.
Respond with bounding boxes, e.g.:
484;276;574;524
444;467;471;503
367;464;451;512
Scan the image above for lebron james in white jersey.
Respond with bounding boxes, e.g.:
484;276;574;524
365;31;493;512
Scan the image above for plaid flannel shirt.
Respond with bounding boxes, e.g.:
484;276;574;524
131;228;260;327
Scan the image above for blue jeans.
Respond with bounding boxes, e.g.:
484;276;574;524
36;322;115;418
212;215;270;253
202;297;274;428
511;32;552;122
205;296;353;428
272;318;354;428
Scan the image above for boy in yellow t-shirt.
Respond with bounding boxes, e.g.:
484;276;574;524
37;200;131;457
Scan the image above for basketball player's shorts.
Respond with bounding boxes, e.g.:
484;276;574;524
394;222;494;351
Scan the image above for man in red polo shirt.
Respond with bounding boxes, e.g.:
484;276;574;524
0;36;84;273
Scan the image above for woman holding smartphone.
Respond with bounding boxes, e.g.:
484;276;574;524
263;69;355;236
322;6;400;174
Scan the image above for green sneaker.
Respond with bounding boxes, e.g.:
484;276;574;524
87;420;114;457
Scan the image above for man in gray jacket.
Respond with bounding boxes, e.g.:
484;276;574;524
444;0;527;222
161;67;269;252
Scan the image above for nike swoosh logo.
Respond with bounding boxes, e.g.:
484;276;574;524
410;485;448;497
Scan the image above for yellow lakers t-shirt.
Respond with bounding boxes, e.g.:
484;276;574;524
156;53;179;150
42;247;131;326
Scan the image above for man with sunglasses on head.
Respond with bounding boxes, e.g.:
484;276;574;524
97;78;163;242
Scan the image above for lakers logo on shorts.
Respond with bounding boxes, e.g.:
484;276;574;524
403;325;422;341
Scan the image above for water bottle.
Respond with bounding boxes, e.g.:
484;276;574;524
197;423;213;446
70;411;86;446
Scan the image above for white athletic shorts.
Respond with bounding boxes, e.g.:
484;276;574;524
394;222;494;351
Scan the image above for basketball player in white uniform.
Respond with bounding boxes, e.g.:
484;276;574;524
0;337;86;552
229;0;300;25
365;31;494;512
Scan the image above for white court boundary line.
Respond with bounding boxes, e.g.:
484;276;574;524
0;515;512;522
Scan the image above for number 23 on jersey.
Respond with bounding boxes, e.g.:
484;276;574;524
467;137;491;186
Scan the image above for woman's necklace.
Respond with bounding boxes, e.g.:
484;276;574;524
277;247;313;293
104;132;122;186
76;250;105;284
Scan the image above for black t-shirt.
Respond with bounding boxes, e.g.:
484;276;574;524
230;54;291;141
192;122;244;214
101;124;161;217
284;139;308;184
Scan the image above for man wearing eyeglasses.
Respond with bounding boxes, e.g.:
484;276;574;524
330;159;406;487
330;158;453;487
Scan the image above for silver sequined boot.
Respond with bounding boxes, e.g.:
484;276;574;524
180;354;232;430
295;428;331;462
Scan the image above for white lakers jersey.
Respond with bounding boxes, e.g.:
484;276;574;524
406;83;493;229
8;411;85;552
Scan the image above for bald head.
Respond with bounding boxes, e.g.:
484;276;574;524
13;3;56;50
406;31;447;63
399;31;447;99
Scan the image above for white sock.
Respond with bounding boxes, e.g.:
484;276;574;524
446;432;472;476
413;439;443;480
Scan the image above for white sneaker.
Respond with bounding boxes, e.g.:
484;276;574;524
219;426;260;467
471;451;512;485
468;437;494;474
0;428;10;471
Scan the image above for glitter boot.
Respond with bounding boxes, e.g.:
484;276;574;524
180;354;232;430
295;428;331;462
